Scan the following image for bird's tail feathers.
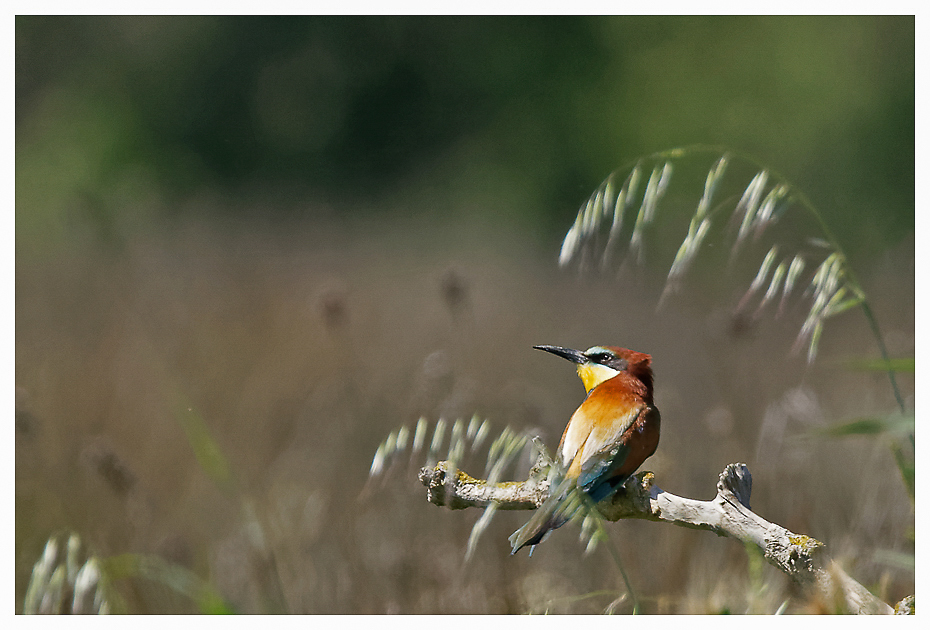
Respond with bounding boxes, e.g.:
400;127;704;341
509;477;586;554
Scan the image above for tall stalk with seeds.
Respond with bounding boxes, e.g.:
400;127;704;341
558;146;904;412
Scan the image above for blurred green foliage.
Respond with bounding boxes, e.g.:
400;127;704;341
845;357;915;373
173;399;234;493
103;553;234;614
16;16;913;258
818;414;914;438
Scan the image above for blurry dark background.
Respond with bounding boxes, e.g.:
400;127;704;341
16;16;913;613
16;16;914;256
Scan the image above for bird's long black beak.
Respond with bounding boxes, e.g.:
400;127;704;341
533;345;588;365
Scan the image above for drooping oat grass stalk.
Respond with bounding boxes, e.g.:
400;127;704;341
465;502;499;560
369;416;534;557
662;154;728;305
23;533;112;614
369;414;498;478
23;532;232;614
558;145;904;413
369;415;530;483
628;161;674;265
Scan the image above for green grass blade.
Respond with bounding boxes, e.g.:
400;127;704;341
173;401;232;491
103;553;234;614
817;414;914;437
844;357;915;373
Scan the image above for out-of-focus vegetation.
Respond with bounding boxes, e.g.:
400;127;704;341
16;16;913;613
16;16;913;257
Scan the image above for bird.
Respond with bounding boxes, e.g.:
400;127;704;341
509;344;660;554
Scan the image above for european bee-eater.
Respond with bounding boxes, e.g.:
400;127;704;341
510;344;660;553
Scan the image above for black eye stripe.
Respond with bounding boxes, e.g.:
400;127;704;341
585;350;629;372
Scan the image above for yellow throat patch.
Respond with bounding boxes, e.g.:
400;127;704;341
576;363;621;393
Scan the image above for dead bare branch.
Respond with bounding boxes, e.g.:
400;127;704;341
418;460;897;614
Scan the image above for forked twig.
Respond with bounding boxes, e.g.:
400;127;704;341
418;460;899;615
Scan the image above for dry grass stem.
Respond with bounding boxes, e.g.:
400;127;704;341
554;148;882;365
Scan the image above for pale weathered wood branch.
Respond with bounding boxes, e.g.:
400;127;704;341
418;460;898;614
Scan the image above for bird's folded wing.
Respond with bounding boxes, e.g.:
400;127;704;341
577;441;631;493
